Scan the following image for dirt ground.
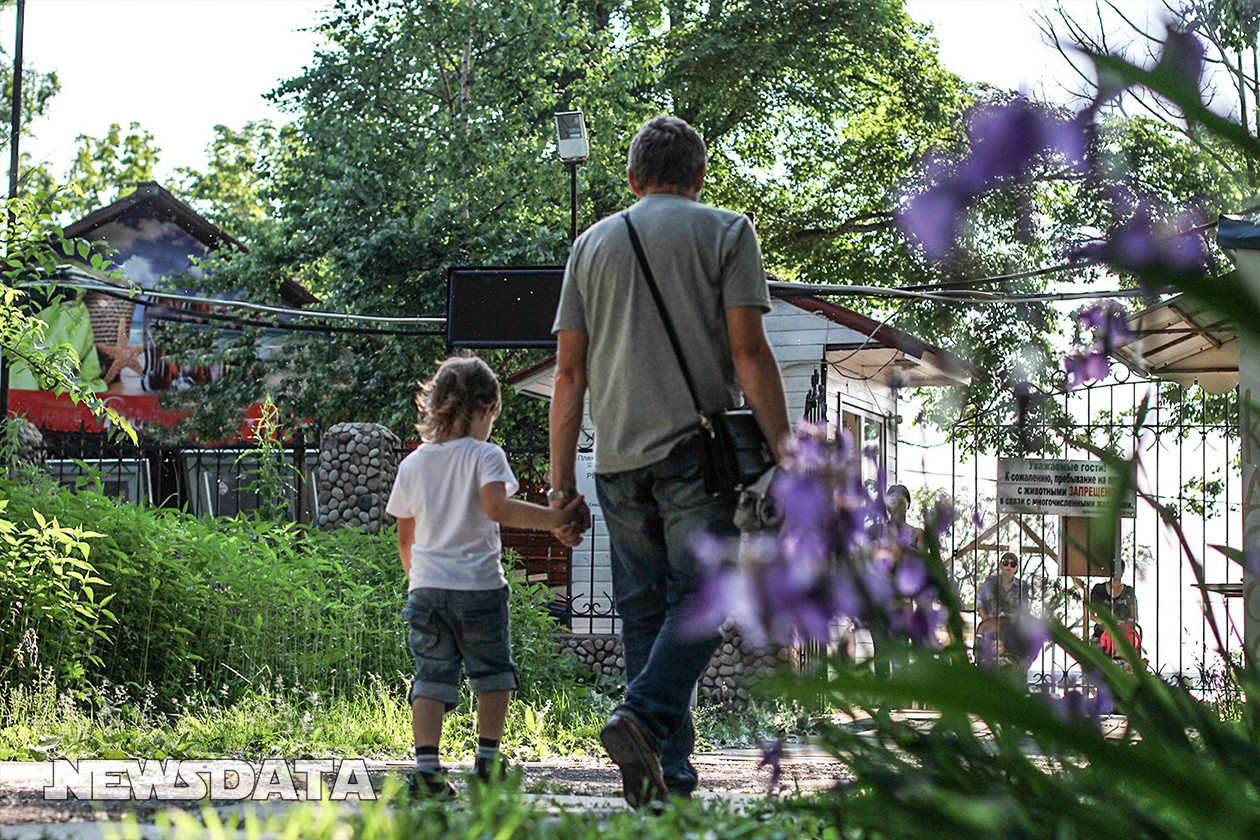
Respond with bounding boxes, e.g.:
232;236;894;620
0;748;849;827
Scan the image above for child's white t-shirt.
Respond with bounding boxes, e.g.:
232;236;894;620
385;437;518;592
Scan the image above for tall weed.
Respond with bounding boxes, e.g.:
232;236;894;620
0;475;599;720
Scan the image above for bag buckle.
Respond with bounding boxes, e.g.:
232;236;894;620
699;414;717;438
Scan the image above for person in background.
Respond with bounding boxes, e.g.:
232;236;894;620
883;484;925;555
1090;559;1138;648
976;551;1036;668
978;551;1033;622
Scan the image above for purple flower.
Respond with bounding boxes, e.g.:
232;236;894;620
759;738;785;791
1077;205;1206;277
773;472;832;533
1049;690;1098;727
785;424;832;472
926;494;956;537
905;602;946;648
685;428;953;650
1065;300;1136;389
900;181;969;260
1158;27;1206;92
1005;615;1049;662
956;99;1088;190
971;507;985;533
893;556;929;598
896;99;1090;259
1078;301;1133;351
1065;350;1111;389
1048;684;1112;729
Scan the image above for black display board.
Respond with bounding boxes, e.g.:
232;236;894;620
446;266;564;348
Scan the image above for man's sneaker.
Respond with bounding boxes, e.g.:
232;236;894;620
407;769;456;800
472;754;511;783
600;712;668;809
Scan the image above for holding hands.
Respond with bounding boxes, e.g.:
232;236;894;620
549;489;591;547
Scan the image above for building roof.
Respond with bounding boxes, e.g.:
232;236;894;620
64;181;244;252
778;293;973;387
507;289;972;399
63;181;319;308
1109;292;1238;394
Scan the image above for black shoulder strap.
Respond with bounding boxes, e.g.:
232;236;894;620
621;211;704;419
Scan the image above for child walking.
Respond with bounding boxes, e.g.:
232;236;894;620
386;355;585;797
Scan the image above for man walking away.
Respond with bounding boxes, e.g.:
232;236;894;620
549;114;791;808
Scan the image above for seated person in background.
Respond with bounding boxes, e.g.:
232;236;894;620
978;552;1033;622
976;552;1035;668
1090;560;1138;652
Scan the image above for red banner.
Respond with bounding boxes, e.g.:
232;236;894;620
9;389;191;432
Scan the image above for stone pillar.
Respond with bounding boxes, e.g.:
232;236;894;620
2;417;44;478
315;422;401;534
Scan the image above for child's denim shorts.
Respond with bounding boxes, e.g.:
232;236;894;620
401;586;518;709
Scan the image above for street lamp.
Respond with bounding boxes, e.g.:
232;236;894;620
554;110;588;243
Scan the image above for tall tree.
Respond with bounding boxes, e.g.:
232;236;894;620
169;0;1067;443
176;121;281;233
59;121;160;219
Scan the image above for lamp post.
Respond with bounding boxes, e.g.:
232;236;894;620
554;110;588;244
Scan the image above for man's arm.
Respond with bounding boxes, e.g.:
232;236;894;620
977;578;994;621
726;306;791;460
549;329;589;495
396;516;415;578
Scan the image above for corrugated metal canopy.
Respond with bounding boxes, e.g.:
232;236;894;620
1110;292;1238;394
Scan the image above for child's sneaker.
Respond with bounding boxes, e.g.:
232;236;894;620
472;754;511;783
407;769;456;800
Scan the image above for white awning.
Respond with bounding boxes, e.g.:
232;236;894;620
1110;293;1238;394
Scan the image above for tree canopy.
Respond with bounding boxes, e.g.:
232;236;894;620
169;0;992;440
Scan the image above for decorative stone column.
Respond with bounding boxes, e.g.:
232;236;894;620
4;418;44;478
315;422;401;534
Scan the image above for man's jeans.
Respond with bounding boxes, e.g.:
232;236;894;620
595;434;737;795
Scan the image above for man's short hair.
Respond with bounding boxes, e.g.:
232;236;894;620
627;115;707;190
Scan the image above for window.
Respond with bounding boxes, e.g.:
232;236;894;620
840;408;886;490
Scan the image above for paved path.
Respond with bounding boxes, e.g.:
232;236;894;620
0;745;845;839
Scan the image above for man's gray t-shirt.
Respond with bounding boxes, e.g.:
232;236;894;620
553;193;770;474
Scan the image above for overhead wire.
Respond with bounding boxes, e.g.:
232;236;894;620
34;265;446;326
25;276;445;337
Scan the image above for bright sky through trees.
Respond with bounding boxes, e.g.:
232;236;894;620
0;0;1166;184
0;0;324;183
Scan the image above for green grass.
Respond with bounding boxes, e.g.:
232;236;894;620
106;776;832;840
0;672;616;762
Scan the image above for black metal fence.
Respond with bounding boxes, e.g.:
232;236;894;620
24;427;604;632
938;378;1240;694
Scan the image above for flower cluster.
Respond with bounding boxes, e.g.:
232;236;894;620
898;26;1210;279
686;425;947;651
897;98;1089;261
1063;300;1132;389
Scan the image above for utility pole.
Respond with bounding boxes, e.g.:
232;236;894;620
0;0;25;422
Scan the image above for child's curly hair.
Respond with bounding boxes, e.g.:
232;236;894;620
416;355;501;442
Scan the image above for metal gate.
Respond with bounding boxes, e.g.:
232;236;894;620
937;378;1240;692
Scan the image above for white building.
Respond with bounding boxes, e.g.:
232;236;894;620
507;290;971;633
